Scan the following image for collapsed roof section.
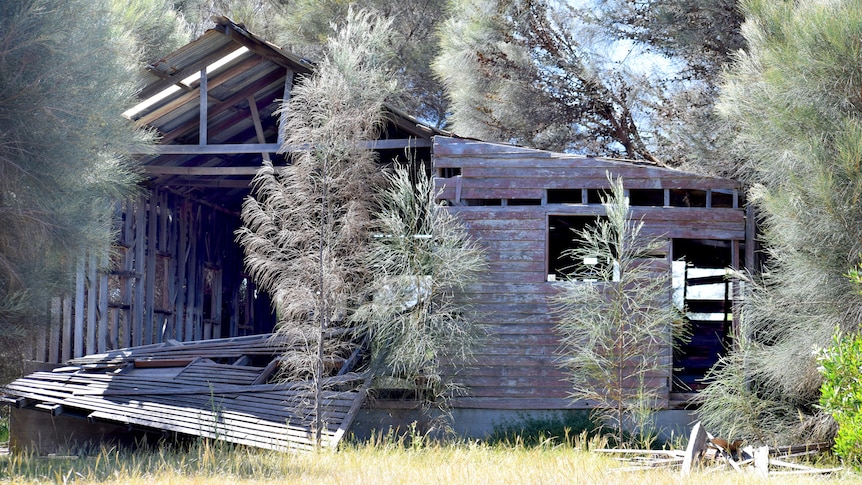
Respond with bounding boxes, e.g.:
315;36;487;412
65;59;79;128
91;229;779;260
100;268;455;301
5;334;368;452
127;16;442;212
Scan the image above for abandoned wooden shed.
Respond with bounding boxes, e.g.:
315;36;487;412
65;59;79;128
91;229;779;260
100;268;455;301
22;17;437;366
4;18;437;452
5;18;750;452
432;137;748;412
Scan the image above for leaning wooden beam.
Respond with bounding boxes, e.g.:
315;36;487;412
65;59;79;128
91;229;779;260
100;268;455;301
134;138;431;155
144;166;273;176
681;421;707;476
139;43;240;100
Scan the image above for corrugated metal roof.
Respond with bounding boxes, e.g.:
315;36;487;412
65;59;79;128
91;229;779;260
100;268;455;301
129;17;440;211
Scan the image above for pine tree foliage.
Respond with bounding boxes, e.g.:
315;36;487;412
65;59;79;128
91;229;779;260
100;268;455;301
173;0;280;39
270;0;449;128
354;165;486;408
110;0;190;63
435;0;747;168
553;174;683;446
435;0;661;161
698;0;862;444
236;8;395;443
0;0;147;381
596;0;744;84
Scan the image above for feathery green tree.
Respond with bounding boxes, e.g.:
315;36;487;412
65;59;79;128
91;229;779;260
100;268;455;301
0;0;148;382
553;174;683;446
434;0;744;167
236;8;395;445
697;0;862;444
270;0;449;127
355;165;486;411
110;0;190;63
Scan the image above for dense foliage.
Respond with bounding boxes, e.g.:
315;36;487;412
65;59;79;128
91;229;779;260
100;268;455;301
434;0;743;166
355;166;486;409
0;0;148;381
818;329;862;468
237;8;395;443
697;0;862;444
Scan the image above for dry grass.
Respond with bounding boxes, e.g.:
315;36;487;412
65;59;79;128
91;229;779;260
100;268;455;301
0;436;858;484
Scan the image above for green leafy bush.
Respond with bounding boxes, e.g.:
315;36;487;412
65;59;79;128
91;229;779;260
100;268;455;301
818;330;862;468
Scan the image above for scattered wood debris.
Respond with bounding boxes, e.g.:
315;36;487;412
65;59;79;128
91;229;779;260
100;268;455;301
596;421;841;477
2;334;368;453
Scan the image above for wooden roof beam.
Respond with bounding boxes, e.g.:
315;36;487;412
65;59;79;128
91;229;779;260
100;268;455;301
140;42;241;100
134;56;263;127
136;138;431;156
158;69;286;144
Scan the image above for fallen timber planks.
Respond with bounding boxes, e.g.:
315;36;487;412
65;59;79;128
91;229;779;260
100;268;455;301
4;333;370;452
599;422;841;477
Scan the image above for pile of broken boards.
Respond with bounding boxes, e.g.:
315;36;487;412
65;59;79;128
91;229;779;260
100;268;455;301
598;422;842;477
2;334;369;453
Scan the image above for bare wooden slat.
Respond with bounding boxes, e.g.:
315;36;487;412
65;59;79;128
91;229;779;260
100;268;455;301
61;296;72;362
49;297;61;363
74;258;85;358
98;253;109;353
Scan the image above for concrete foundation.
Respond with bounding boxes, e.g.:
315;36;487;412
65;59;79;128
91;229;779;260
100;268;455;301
351;405;697;444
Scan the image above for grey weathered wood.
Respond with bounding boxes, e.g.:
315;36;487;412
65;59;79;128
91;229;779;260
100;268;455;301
61;296;72;362
145;196;158;345
49;297;61;363
754;445;770;477
199;69;207;145
247;95;271;163
134;199;146;347
681;421;707;476
96;253;107;353
74;258;85;358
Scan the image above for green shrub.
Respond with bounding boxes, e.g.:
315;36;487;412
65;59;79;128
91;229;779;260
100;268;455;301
818;330;862;468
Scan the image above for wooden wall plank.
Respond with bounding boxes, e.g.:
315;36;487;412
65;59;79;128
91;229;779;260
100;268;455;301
87;254;97;355
49;297;61;363
98;253;109;353
74;258;85;358
61;296;72;362
175;201;189;341
145;195;158;345
134;198;146;347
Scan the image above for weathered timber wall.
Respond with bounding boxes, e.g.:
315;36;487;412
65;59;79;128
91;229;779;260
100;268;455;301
433;136;745;410
26;188;274;363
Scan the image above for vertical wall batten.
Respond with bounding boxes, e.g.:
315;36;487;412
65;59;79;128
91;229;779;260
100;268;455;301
61;296;72;362
74;258;85;358
86;255;97;355
133;198;146;347
98;253;108;353
48;297;61;363
145;196;158;345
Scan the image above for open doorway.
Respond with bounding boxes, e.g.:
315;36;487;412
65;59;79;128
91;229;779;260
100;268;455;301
671;239;734;393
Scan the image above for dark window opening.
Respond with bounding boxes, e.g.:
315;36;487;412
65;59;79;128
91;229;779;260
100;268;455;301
507;198;542;206
548;215;608;281
439;167;461;178
547;189;583;204
629;189;665;206
711;190;735;208
669;189;707;207
463;198;502;206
